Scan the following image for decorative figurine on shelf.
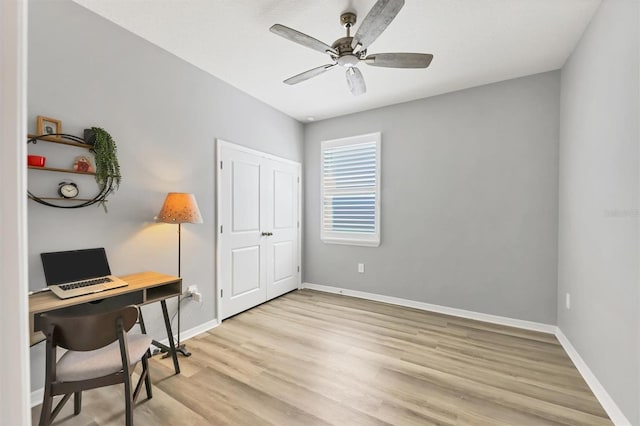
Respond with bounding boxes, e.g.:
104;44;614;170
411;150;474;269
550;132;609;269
72;156;95;173
58;182;79;199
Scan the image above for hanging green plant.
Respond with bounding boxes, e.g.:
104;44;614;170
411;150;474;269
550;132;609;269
87;127;121;212
90;127;121;191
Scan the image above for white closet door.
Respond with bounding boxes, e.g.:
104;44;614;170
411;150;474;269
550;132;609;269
218;141;300;320
266;159;300;300
219;146;268;319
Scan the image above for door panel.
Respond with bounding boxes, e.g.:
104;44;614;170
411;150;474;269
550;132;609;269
232;161;261;232
219;142;300;319
219;147;267;319
273;170;294;229
266;160;299;300
273;241;294;282
231;246;261;296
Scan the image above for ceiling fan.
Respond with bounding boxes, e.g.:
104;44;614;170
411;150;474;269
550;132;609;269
269;0;433;96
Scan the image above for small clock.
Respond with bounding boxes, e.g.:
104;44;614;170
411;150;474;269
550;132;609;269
58;182;79;199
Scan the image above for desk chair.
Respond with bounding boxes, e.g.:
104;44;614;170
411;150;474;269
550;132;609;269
39;305;153;426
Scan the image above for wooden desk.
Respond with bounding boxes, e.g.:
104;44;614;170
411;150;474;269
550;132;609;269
29;271;182;374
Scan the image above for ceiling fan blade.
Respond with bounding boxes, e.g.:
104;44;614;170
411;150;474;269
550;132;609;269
351;0;405;51
284;64;336;85
365;53;433;68
270;24;338;56
346;67;366;96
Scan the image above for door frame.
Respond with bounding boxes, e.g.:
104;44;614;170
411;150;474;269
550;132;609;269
1;0;31;422
215;139;302;321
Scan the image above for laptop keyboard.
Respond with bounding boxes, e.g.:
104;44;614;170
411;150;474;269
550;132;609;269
59;277;112;291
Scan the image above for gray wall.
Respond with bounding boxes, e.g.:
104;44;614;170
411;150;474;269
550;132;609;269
557;0;639;423
304;72;560;324
27;0;303;392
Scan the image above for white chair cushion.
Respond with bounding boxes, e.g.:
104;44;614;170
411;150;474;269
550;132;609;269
56;334;152;382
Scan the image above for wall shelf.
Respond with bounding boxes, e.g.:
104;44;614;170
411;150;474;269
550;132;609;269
28;166;95;175
27;133;91;149
27;131;112;209
30;197;95;202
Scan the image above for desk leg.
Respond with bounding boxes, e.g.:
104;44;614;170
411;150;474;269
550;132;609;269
137;305;181;375
138;307;148;334
160;300;181;375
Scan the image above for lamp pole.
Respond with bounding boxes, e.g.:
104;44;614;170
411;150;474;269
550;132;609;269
157;192;202;359
174;222;190;357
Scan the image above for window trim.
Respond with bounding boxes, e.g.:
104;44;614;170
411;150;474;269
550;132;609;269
320;132;381;247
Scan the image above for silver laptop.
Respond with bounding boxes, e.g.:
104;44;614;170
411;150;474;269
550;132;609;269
41;248;128;299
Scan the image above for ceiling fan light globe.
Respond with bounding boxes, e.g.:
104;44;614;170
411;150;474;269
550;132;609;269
337;54;360;68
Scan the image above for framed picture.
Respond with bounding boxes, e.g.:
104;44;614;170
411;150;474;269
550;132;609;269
36;116;62;136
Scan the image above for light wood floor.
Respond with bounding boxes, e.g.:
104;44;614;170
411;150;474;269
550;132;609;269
32;289;611;425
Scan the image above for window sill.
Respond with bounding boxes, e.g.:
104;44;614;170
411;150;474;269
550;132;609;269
321;237;380;247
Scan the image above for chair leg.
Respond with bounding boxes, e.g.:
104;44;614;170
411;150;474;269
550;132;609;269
143;350;153;400
38;386;53;426
74;391;82;415
124;373;133;426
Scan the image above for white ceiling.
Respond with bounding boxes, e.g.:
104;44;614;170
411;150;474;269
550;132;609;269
73;0;600;122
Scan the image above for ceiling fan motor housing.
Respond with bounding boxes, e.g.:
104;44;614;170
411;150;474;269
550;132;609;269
332;36;361;67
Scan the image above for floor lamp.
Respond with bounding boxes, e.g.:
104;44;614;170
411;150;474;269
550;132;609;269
157;192;203;357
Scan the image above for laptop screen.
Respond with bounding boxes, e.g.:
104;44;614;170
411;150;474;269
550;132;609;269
41;248;112;285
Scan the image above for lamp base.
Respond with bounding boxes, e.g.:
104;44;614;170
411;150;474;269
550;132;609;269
162;343;191;358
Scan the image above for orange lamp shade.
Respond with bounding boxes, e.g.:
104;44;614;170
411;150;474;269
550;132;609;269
157;193;203;224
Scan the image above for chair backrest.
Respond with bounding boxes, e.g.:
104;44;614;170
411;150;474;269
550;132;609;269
41;305;139;351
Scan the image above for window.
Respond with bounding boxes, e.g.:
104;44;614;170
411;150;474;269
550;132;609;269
321;132;380;247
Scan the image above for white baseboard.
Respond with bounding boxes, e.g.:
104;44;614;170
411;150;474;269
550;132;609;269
555;329;631;426
301;282;557;334
182;318;219;340
154;318;220;348
30;388;43;410
30;319;220;408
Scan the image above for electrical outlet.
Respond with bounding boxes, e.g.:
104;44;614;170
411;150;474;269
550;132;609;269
185;285;202;303
358;263;365;273
566;293;571;310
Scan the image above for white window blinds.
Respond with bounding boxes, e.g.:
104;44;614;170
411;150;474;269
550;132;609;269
321;132;381;247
